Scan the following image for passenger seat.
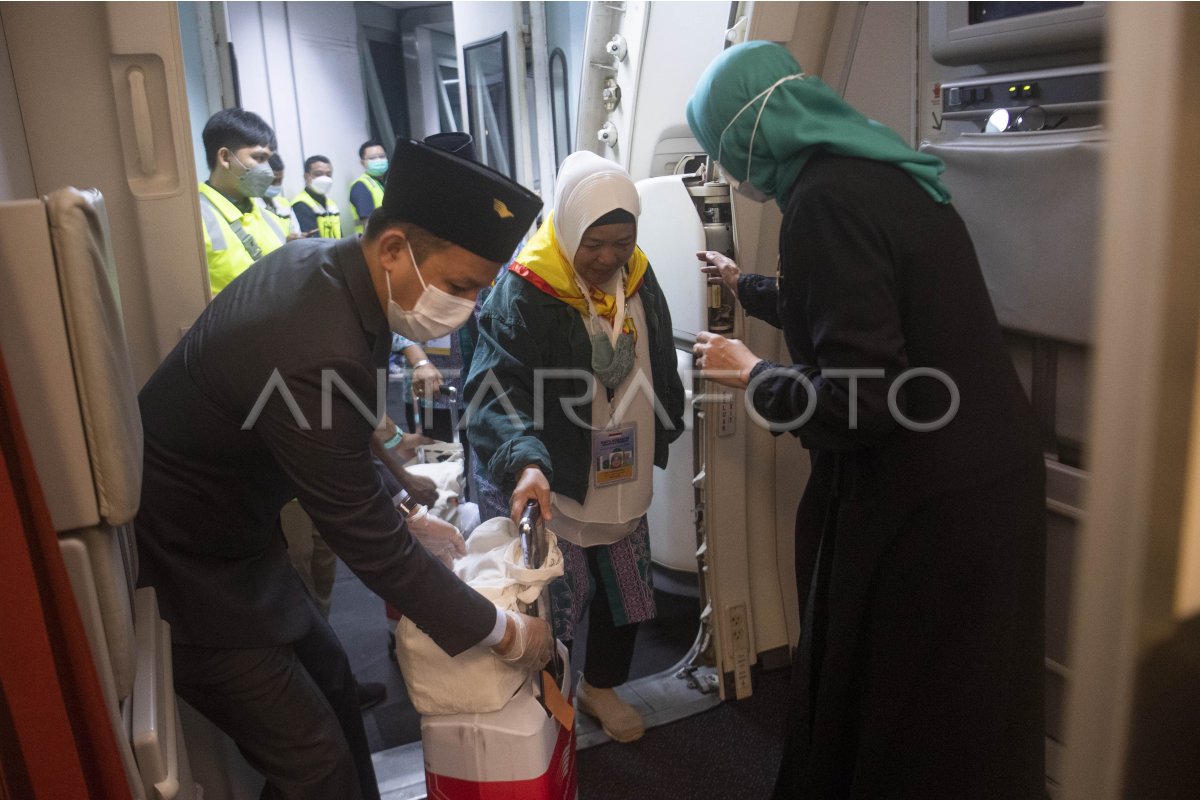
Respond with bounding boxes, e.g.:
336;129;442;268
0;188;196;799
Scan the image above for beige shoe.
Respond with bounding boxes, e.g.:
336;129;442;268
576;678;644;743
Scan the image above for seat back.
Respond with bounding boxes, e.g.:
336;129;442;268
45;188;143;524
0;187;196;800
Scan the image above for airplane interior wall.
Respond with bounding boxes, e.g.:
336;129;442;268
624;0;730;182
1;2;207;388
1062;7;1200;797
1180;350;1200;617
836;2;917;144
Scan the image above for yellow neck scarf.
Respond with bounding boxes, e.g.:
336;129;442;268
509;213;648;321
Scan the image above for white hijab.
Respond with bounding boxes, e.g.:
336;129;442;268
553;151;641;266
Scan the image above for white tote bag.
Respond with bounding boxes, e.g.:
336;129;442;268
394;516;563;715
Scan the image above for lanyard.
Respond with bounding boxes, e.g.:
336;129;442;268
574;271;626;346
575;270;630;410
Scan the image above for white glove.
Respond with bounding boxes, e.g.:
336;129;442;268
406;505;467;568
492;610;553;671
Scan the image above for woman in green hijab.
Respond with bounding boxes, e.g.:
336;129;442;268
689;42;1046;799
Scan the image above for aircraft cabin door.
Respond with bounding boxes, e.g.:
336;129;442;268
637;170;795;699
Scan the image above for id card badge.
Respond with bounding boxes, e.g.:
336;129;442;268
424;334;452;356
593;423;637;488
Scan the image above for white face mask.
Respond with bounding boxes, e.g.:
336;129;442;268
385;242;476;341
715;72;806;204
310;175;334;196
718;163;771;204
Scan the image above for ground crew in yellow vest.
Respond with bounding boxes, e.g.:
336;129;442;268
349;140;387;236
262;152;302;240
292;155;342;239
197;108;287;296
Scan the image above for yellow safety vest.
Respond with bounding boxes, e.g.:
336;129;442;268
260;195;298;238
292;189;342;239
350;173;386;236
264;193;292;222
198;182;286;295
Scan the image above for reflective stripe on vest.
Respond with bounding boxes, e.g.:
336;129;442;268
198;184;285;294
351;174;386;235
199;196;227;250
292;190;342;239
232;206;286;257
259;207;286;241
265;196;293;219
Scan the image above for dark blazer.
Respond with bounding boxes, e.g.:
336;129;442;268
135;236;495;653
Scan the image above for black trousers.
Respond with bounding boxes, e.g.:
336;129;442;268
566;545;640;689
173;598;379;800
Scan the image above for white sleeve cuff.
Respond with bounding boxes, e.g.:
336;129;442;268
477;606;508;648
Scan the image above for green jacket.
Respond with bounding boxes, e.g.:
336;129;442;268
466;265;686;504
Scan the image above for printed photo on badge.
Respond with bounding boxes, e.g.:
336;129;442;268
593;424;637;488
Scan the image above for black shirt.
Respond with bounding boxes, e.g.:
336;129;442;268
291;188;332;234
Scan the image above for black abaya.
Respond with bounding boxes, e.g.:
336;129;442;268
739;155;1046;800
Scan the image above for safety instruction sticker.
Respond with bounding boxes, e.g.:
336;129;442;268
593;424;636;488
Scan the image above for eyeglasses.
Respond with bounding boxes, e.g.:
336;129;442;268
983;105;1067;133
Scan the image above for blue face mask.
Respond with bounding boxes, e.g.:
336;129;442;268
264;184;282;198
366;157;389;177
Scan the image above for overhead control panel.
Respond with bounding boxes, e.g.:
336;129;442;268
939;64;1105;125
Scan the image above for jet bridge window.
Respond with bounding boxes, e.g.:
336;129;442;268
550;48;571;168
464;33;515;179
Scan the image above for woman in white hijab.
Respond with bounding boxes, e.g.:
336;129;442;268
466;152;685;742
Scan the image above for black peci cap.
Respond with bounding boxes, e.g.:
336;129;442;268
423;132;478;163
383;138;541;263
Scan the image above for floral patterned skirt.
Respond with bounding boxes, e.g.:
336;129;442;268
548;516;656;642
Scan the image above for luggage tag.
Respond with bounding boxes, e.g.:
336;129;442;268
593;423;637;488
538;669;575;731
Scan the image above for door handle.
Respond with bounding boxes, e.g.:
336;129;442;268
126;67;157;175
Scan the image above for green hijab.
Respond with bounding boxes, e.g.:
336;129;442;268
686;41;950;208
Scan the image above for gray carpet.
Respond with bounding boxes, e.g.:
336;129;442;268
575;667;789;800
